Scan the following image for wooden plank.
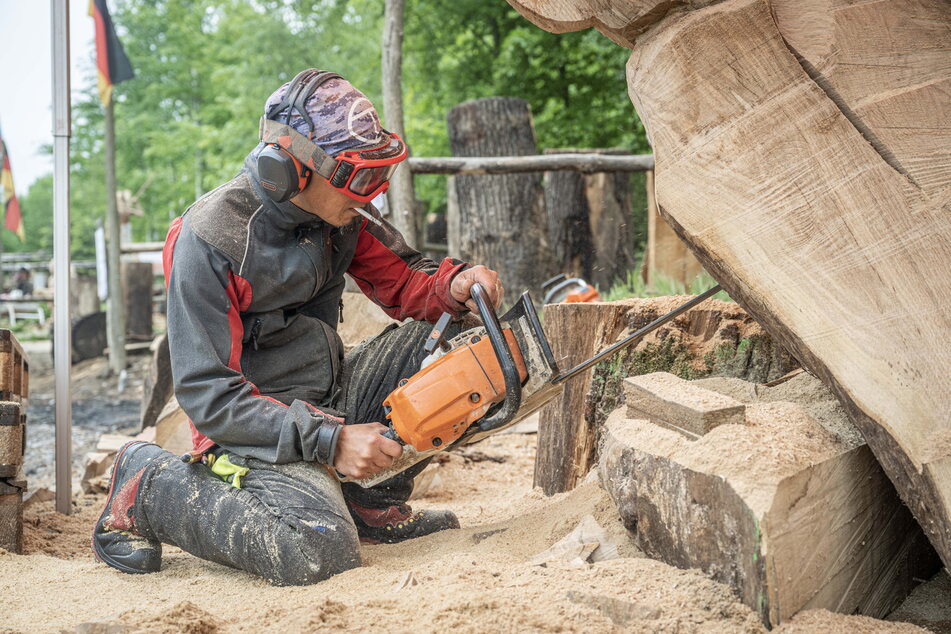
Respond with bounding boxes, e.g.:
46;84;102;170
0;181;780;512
624;373;745;437
507;0;951;570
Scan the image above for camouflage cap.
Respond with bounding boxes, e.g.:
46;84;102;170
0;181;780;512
263;72;387;157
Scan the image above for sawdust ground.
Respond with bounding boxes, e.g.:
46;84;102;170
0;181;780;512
0;434;937;633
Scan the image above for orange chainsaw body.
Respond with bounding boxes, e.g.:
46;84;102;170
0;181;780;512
383;329;527;451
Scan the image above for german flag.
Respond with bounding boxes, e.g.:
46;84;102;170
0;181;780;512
89;0;134;106
0;131;24;242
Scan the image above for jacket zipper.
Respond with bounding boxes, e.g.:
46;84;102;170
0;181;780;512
250;318;262;350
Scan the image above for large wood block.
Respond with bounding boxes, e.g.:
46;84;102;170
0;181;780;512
600;403;940;627
624;372;745;438
509;0;951;571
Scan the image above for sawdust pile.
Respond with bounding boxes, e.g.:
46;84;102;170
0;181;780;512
0;433;935;633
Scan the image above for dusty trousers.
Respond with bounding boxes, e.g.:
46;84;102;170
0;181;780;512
134;319;462;585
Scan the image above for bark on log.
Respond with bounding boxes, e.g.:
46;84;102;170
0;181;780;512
544;154;593;281
545;148;637;290
534;297;798;495
409;153;654;175
121;261;152;341
508;0;951;569
447;98;556;298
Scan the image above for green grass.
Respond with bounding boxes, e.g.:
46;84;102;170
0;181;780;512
603;267;732;302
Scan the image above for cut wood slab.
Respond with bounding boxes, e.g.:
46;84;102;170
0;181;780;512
625;372;745;438
507;0;951;568
600;391;940;626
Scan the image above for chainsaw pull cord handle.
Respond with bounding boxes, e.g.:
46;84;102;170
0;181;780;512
470;283;523;433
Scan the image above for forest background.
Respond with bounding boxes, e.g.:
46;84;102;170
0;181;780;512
7;0;650;262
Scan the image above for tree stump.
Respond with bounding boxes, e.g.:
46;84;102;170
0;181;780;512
533;297;798;495
447;97;555;299
507;0;951;568
122;261;153;341
544;153;593;282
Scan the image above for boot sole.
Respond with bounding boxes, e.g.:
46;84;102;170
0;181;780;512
91;441;157;575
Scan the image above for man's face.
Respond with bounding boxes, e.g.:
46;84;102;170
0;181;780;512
291;173;367;227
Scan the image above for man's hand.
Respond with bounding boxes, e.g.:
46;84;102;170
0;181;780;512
333;423;403;479
450;265;504;314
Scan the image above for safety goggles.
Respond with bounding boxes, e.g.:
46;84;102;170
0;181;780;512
327;132;408;203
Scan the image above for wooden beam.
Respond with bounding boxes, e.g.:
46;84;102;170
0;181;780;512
409;153;654;175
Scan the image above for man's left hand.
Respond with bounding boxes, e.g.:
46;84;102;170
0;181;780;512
450;265;504;314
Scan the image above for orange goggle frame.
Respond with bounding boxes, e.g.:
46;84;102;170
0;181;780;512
326;133;408;203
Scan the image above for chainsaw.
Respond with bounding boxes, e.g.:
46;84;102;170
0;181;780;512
344;282;721;487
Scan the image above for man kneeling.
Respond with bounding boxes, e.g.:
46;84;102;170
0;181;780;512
92;69;503;585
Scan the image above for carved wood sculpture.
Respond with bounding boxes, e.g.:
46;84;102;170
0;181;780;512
506;0;951;568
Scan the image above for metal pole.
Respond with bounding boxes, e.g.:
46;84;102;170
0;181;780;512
104;101;126;376
51;0;72;514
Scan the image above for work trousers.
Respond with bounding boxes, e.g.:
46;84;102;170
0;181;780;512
135;319;459;585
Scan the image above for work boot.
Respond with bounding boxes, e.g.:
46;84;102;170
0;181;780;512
346;500;459;544
92;441;165;574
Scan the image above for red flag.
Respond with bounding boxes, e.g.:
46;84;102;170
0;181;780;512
89;0;134;106
0;133;24;242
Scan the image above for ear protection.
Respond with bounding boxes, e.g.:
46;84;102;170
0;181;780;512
257;70;342;203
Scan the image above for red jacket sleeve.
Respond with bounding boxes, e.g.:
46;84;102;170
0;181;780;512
346;206;469;322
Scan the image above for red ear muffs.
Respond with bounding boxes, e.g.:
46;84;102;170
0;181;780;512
257;144;310;203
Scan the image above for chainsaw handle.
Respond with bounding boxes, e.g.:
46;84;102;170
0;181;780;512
470;283;522;433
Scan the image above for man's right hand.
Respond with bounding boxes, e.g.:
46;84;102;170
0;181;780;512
333;422;403;479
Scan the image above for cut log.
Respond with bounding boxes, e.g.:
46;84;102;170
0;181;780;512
447;97;556;299
70;311;107;363
533;297;798;495
507;0;951;568
599;374;941;626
